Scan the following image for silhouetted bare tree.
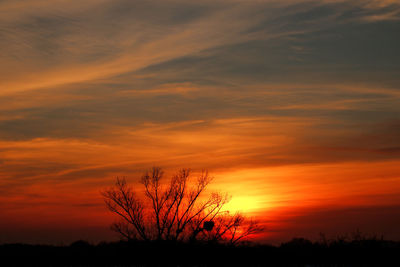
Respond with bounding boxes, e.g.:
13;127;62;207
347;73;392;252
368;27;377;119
102;167;263;244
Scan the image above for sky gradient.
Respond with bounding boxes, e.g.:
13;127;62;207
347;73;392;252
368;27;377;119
1;0;400;244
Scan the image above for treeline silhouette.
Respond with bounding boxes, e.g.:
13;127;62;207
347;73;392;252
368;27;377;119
1;235;399;266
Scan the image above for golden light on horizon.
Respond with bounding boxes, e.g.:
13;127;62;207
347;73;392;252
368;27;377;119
1;0;400;245
223;195;264;214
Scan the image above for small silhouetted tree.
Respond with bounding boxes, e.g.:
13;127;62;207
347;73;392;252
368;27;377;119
102;167;263;244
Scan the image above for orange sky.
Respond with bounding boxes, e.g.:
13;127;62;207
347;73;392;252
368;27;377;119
1;0;400;244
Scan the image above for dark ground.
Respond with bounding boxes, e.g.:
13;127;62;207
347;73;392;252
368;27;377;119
1;237;399;266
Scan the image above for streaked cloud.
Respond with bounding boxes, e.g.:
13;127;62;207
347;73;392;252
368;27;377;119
0;0;399;244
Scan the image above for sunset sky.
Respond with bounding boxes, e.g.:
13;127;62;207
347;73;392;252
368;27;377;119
1;0;400;245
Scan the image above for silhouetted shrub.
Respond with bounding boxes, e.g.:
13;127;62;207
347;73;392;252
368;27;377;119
1;237;400;266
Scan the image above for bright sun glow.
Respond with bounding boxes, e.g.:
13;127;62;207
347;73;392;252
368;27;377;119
223;195;262;214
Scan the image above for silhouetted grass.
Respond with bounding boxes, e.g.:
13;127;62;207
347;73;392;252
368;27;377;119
1;236;399;266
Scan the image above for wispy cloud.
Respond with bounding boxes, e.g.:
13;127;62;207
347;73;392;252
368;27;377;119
1;0;400;243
